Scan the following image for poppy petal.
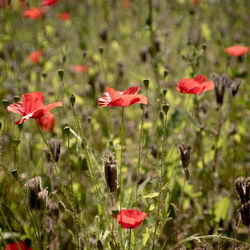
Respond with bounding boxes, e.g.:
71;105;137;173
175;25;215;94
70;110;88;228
194;75;206;84
7;103;25;115
44;102;62;112
22;92;44;114
106;87;122;101
122;86;140;95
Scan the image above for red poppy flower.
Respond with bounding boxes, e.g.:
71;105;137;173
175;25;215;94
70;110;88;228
7;92;62;125
24;7;44;19
98;87;147;107
58;12;70;21
29;51;43;64
37;112;56;131
5;241;32;250
0;0;7;8
112;209;148;229
123;0;131;9
225;45;249;57
41;0;59;6
19;0;26;7
74;64;87;73
177;75;214;95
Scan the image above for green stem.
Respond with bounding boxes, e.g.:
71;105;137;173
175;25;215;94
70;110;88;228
35;121;89;248
70;104;117;245
119;107;124;210
0;206;21;250
152;112;168;249
135;91;148;205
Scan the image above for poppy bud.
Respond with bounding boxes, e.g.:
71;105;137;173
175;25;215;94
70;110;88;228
58;69;64;81
64;125;70;136
178;143;192;169
82;50;87;58
230;78;242;97
2;99;10;108
202;43;207;51
102;153;118;193
25;176;47;210
162;89;167;96
14;96;20;102
62;55;67;63
99;29;108;42
139;47;148;62
143;79;149;89
11;169;19;180
162;103;169;115
99;47;104;54
42;73;47;79
164;69;168;78
70;94;76;106
234;177;246;204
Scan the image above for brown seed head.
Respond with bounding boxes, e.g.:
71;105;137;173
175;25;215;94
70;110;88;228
245;177;250;203
230;78;242;97
211;73;225;107
234;177;245;204
44;139;62;162
102;153;118;193
239;202;250;227
178;143;192;169
37;189;48;210
25;176;46;210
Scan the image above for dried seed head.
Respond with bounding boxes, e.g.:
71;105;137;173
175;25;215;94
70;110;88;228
44;139;62;162
240;202;250;227
178;143;192;169
211;73;225;107
245;177;250;203
230;78;242;97
37;189;48;210
102;153;118;193
25;177;45;210
234;177;245;204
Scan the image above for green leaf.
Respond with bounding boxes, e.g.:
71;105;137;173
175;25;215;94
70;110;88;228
142;228;150;247
214;197;231;222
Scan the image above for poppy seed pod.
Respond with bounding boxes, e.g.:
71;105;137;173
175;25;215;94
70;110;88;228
25;176;47;210
70;94;76;106
102;153;118;193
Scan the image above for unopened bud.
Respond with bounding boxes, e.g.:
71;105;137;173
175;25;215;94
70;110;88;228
230;78;242;97
70;94;75;106
143;79;149;89
82;50;87;58
164;69;168;78
14;96;20;102
202;43;207;51
2;99;9;108
162;103;169;115
58;69;64;81
240;203;250;227
11;169;19;180
162;89;167;96
99;47;104;54
64;126;70;136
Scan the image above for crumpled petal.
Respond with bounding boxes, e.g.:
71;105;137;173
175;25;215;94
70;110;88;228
22;92;44;114
7;103;25;115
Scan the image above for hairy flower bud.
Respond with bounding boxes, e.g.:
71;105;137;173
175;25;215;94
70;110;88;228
102;153;118;193
230;78;242;97
211;73;225;107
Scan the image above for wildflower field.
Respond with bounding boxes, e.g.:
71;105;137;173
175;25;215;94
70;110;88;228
0;0;249;249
